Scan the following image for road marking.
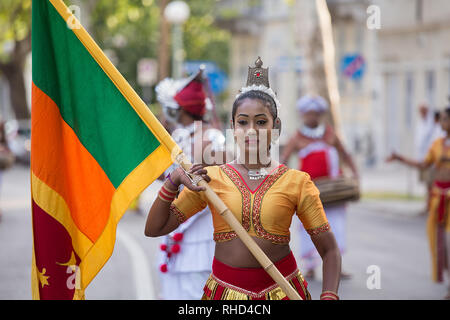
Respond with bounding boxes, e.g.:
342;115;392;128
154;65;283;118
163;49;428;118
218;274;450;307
117;228;155;300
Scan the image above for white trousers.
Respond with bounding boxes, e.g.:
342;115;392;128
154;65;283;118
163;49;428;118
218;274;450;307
159;271;211;300
299;204;347;272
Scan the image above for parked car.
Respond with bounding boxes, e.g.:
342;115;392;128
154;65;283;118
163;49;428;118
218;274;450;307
5;119;31;165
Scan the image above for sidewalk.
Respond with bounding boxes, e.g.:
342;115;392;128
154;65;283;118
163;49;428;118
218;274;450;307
361;162;426;197
0;165;31;212
355;162;427;217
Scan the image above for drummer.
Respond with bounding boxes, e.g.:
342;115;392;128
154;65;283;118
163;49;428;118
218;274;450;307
280;94;359;280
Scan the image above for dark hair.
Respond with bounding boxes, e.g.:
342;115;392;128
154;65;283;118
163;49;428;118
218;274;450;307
445;107;450;118
231;90;277;125
180;108;204;121
434;111;441;122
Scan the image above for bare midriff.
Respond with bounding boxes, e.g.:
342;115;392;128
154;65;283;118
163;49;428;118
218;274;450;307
214;236;291;268
433;167;450;182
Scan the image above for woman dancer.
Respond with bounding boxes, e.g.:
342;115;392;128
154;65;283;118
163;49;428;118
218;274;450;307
145;58;341;300
388;107;450;299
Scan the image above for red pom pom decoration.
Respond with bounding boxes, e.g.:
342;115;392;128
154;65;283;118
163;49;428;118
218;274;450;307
160;244;167;251
167;252;172;258
173;233;184;242
171;243;181;254
159;264;168;273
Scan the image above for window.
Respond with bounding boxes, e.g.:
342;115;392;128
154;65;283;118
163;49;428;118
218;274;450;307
386;73;399;151
425;70;436;110
416;0;423;23
405;72;414;128
447;59;450;102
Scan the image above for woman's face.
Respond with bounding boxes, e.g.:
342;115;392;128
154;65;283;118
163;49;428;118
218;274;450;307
440;111;450;133
301;110;323;128
233;98;274;160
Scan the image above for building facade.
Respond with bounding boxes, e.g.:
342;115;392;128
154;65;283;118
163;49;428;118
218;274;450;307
216;0;450;169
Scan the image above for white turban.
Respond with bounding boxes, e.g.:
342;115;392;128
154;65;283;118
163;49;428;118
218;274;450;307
296;95;328;113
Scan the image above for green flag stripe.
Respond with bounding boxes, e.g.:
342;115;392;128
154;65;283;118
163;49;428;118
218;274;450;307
32;0;160;188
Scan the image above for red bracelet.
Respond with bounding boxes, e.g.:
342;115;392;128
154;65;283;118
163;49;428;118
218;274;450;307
161;185;177;196
159;185;177;202
320;291;339;300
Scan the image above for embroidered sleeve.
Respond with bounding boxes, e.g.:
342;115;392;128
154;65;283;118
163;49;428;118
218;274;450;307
306;222;331;236
296;172;330;235
169;203;187;224
170;186;207;223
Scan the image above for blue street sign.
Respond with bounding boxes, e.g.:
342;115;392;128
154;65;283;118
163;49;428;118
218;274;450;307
183;61;228;94
340;54;366;81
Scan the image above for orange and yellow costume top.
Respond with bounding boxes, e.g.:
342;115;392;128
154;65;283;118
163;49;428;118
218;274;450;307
424;137;450;171
170;163;330;245
423;137;450;282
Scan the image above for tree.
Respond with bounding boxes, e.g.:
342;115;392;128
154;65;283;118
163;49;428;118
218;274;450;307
0;0;32;120
87;0;230;99
183;0;230;73
302;0;342;136
0;0;230;120
157;0;169;82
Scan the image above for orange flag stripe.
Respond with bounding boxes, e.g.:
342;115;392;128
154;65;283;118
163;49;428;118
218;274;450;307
31;82;115;242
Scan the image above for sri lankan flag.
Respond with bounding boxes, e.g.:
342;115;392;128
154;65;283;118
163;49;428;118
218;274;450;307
31;0;178;299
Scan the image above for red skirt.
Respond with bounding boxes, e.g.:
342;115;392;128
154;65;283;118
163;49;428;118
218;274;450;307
202;251;311;300
433;181;450;225
428;181;450;282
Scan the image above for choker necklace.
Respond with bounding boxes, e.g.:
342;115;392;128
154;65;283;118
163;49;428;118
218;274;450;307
242;163;271;180
300;124;325;139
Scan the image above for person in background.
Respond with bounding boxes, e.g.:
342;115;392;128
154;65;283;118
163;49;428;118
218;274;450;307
415;105;443;215
415;104;434;162
152;68;226;299
387;107;450;300
431;111;446;143
420;111;447;216
0;120;11;222
280;95;358;281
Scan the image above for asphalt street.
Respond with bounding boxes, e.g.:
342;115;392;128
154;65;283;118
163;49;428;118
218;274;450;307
0;165;448;300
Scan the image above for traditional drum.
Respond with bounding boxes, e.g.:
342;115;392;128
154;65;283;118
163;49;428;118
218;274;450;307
313;177;360;205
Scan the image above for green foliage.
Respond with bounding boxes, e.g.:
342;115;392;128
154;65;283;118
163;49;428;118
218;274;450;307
0;0;230;108
86;0;160;90
67;0;230;99
0;0;31;62
183;0;230;72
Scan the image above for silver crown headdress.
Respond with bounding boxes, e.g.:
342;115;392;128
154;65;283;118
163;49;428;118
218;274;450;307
236;57;281;111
